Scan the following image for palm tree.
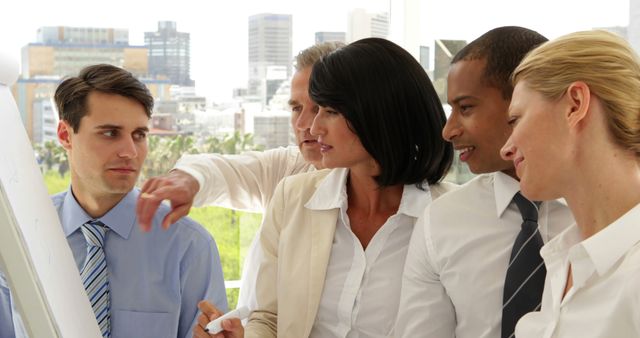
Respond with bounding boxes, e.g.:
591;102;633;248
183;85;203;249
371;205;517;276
33;141;68;176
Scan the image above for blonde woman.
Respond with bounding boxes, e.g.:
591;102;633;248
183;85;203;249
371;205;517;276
501;30;640;337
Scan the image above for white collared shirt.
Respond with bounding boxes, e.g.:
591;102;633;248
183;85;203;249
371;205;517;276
306;168;432;338
396;172;575;338
515;202;640;338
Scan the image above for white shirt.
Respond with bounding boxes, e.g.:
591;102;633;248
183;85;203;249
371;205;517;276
174;146;314;212
515;202;640;338
396;172;574;338
173;146;314;310
305;168;437;338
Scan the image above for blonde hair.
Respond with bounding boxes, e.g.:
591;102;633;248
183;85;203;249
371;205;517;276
513;30;640;155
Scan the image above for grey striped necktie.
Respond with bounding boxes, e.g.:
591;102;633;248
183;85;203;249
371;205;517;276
80;220;111;338
501;192;545;338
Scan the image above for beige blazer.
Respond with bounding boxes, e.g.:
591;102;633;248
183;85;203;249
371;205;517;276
244;169;456;338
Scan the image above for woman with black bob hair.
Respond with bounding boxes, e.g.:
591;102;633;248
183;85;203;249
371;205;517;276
193;38;454;338
309;37;452;187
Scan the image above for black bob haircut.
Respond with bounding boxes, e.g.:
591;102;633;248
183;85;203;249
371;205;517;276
309;37;453;187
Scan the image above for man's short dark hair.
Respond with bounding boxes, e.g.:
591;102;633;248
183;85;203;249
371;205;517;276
452;26;548;100
309;37;453;187
54;64;154;132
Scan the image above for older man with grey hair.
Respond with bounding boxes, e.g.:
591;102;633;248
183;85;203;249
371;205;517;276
135;42;344;309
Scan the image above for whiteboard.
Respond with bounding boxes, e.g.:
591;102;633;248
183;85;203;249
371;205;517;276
0;50;101;337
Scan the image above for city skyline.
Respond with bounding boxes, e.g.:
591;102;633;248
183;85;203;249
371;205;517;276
0;0;631;103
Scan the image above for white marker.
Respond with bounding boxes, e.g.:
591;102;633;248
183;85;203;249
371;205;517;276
204;306;250;334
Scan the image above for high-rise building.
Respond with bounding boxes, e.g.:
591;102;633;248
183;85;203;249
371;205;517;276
11;79;59;133
193;108;245;139
253;111;291;149
37;26;129;45
22;26;148;79
31;97;58;144
145;21;194;86
16;26;159;142
268;78;291;110
347;9;389;43
630;0;640;55
389;0;421;59
315;31;346;44
12;77;171;142
21;43;148;79
419;46;430;73
433;39;467;103
248;13;293;107
434;39;467;80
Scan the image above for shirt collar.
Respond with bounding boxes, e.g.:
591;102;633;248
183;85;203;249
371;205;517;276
61;187;137;239
541;202;640;277
304;167;431;218
493;171;521;218
305;168;350;210
492;171;568;219
581;202;640;276
540;224;582;261
397;183;431;218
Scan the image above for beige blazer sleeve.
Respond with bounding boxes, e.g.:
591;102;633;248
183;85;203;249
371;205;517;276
245;169;338;338
173;146;314;212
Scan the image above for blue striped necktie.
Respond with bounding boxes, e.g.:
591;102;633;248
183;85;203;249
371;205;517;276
501;192;545;338
81;220;111;338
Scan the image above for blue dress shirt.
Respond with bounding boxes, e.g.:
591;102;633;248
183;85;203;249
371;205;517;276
0;188;228;338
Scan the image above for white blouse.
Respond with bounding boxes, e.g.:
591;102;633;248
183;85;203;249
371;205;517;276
307;168;432;338
516;203;640;337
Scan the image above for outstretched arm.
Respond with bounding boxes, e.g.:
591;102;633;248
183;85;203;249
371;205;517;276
136;147;310;231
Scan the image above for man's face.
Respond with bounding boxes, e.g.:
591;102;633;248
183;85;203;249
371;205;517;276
58;91;149;199
443;58;516;177
289;67;323;168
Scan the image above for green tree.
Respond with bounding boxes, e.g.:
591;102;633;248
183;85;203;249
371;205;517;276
34;140;68;177
200;131;263;155
141;135;199;181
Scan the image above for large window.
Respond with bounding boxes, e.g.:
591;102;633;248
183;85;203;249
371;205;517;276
6;0;633;309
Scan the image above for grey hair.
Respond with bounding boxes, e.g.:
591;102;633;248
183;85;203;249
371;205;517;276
294;41;345;71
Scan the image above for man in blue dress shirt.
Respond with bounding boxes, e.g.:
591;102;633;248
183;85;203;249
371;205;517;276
0;64;227;338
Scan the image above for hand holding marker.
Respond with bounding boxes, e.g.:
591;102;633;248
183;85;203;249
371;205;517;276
205;306;250;334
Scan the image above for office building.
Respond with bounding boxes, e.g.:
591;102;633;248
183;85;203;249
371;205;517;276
315;31;346;44
419;45;430;73
14;25;174;142
248;13;293;107
433;39;467;102
253;111;291;149
22;25;148;79
37;26;129;45
12;78;170;142
145;21;194;86
389;0;421;59
347;9;389;42
31;98;58;144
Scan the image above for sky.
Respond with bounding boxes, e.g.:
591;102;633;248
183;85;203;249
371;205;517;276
0;0;631;103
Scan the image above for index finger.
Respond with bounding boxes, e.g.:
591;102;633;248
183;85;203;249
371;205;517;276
136;191;164;231
198;300;223;320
